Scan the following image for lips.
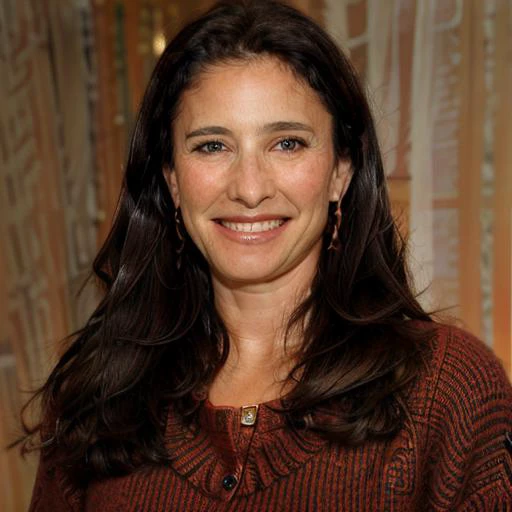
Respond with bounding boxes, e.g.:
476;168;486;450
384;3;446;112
219;219;285;233
212;215;290;244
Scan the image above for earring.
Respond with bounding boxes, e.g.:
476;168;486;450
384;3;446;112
327;201;342;252
175;208;186;269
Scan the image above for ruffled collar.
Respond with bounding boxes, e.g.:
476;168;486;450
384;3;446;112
164;397;329;497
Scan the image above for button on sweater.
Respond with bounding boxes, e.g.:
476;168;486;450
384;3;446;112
29;324;512;511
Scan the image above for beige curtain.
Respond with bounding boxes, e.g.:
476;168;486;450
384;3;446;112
325;0;512;368
0;0;98;509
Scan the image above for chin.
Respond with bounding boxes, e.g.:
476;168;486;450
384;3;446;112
211;262;283;286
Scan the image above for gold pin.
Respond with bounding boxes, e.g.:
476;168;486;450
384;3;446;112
240;405;259;426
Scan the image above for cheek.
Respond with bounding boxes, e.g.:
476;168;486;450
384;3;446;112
281;161;334;207
175;164;221;212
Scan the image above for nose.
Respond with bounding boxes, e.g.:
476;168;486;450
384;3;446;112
227;152;276;207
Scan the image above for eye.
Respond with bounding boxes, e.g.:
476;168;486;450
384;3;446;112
275;138;306;152
194;140;226;153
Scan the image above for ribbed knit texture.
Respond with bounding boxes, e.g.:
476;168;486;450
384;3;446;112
30;324;512;511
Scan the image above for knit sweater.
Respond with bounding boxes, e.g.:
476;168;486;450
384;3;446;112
30;324;512;511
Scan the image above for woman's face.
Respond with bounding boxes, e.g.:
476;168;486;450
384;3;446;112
167;57;351;288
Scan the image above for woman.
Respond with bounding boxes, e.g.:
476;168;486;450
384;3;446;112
23;1;512;510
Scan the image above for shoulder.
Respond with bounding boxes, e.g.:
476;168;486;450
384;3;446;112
409;321;512;507
405;320;512;419
30;450;85;512
411;320;512;429
422;321;512;405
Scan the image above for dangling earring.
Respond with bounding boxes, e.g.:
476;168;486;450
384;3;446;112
175;208;186;269
327;200;342;252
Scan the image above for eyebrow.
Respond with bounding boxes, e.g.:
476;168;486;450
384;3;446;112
185;121;314;140
185;126;231;140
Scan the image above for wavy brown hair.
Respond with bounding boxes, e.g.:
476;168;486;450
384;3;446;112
18;0;432;483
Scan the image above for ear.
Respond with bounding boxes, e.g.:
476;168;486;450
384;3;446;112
329;159;352;203
163;166;180;208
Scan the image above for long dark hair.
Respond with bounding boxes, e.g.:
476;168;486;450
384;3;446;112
19;0;432;482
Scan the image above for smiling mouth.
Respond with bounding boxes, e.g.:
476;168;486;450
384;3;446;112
218;219;287;233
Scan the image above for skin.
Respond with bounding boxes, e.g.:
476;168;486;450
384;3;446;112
165;57;351;406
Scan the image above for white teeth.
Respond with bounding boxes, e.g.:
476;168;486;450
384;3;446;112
220;219;285;233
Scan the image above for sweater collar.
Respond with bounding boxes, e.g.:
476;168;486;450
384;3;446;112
164;397;329;497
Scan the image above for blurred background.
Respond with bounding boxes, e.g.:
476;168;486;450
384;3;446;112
1;0;511;509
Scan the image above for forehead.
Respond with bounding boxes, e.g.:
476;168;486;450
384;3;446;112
173;57;331;129
189;56;305;90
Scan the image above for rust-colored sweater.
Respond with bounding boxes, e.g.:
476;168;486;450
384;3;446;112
30;325;512;511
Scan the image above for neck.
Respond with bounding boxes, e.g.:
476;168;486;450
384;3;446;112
208;262;316;406
213;268;312;361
